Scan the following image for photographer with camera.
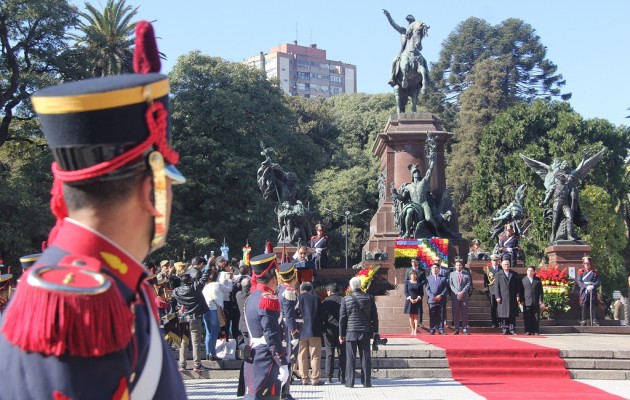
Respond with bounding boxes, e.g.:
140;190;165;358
339;277;379;388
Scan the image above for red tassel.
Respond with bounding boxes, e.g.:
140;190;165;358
134;21;161;74
53;392;72;400
1;271;134;357
258;293;280;312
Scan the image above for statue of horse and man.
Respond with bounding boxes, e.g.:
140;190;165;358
383;9;430;114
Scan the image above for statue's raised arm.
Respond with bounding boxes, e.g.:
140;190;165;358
383;9;406;34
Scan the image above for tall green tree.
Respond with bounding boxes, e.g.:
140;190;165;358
470;100;630;296
580;185;627;296
72;0;138;77
0;0;78;147
432;17;571;108
310;93;396;266
0;120;53;264
161;52;322;260
446;57;512;237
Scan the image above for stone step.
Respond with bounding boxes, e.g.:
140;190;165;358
564;358;630;370
180;366;453;380
568;369;630;380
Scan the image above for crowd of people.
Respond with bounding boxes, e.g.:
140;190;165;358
140;250;379;398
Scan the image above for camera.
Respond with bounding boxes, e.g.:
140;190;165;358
372;333;388;351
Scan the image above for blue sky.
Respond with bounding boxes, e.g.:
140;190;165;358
113;0;629;126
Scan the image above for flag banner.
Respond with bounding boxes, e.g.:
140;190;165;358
394;238;448;269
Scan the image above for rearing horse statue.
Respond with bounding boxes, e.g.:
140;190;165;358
383;9;430;113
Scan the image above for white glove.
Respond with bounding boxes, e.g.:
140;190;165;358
290;339;299;347
278;365;289;386
507;248;513;253
587;285;594;291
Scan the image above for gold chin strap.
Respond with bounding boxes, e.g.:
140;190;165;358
148;151;168;253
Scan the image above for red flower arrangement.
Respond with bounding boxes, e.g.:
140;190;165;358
537;264;572;318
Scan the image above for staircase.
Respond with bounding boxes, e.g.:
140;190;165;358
176;337;630;381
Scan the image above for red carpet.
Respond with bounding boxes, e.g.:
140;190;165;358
413;334;624;399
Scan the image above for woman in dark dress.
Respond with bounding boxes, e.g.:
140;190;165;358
404;270;424;335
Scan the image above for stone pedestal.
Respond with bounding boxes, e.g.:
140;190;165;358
363;113;458;281
272;246;296;262
545;243;594;321
544;243;592;268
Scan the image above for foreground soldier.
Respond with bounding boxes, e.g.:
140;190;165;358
0;22;187;399
277;261;300;400
242;253;289;399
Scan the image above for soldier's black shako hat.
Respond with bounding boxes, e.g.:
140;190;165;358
278;260;297;282
250;253;278;276
31;73;184;183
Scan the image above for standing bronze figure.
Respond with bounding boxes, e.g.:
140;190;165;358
257;141;312;244
490;184;527;239
383;9;430;114
520;148;606;242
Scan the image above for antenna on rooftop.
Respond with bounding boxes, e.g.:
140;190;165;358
295;22;298;44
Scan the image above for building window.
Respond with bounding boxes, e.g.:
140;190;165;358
297;71;310;80
310;72;319;79
330;75;341;83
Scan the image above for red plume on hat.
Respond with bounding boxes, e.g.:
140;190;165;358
133;21;161;73
44;21;177;249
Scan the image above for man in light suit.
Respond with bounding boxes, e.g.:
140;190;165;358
449;257;472;335
521;266;543;335
425;262;448;335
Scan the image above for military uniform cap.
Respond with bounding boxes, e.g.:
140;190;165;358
250;253;278;276
32;73;184;184
405;14;415;21
20;253;41;270
454;256;464;263
278;260;297;282
490;254;500;261
582;256;593;263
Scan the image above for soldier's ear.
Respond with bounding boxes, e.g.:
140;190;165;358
140;174;161;217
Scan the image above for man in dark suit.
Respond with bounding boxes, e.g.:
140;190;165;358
521;266;543;335
406;257;424;281
425;262;448;334
495;259;522;334
297;282;324;385
322;283;346;384
339;277;379;388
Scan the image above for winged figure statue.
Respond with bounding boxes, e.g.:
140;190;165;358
520;147;606;242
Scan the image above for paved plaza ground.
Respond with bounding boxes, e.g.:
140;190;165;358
185;377;630;399
184;333;630;399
